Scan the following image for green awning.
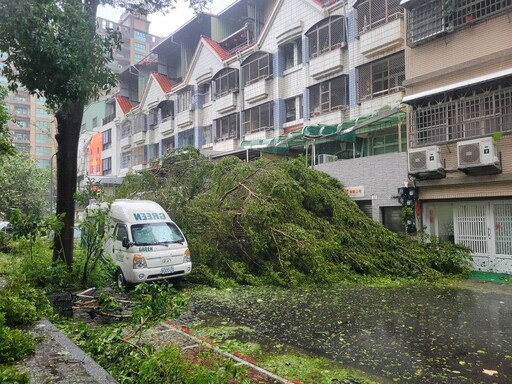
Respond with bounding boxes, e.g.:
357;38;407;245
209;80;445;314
239;107;405;152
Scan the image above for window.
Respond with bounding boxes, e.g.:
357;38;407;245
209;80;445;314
134;53;145;63
243;102;273;134
14;95;27;102
134;42;146;52
15;120;28;128
215;113;239;140
132;146;145;165
121;152;131;168
306;16;346;59
37;96;46;105
199;83;211;105
37;159;51;169
15;143;30;153
103;129;112;150
36;121;51;132
309;76;348;117
134;30;146;42
36;108;50;117
121;121;132;138
242;52;273;85
115;224;128;241
285;96;303;122
36;133;52;144
356;0;403;35
14;106;28;115
357;52;405;102
282;38;303;71
371;130;406;155
13;131;29;141
201;125;213;146
410;84;512;147
133;114;147;134
405;0;512;47
92;117;98;128
214;68;238;98
176;89;193;114
36;146;52;157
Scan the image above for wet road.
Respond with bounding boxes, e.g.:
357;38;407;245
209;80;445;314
187;281;512;383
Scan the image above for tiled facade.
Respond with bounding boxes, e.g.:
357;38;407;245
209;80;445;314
401;0;512;273
80;0;512;271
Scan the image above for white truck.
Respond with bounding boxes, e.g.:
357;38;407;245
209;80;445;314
89;199;192;288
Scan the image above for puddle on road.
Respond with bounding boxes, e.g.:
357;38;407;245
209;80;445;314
185;283;512;383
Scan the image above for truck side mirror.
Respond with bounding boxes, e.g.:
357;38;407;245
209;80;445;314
122;237;131;248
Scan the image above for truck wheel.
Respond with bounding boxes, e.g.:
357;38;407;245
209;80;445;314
115;268;130;290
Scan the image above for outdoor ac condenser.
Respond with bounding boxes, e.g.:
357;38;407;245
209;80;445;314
408;146;443;173
457;137;499;167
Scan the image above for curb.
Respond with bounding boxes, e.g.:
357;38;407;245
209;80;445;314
19;318;118;384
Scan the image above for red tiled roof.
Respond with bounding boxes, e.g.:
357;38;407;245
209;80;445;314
115;95;132;114
152;72;172;93
202;35;231;61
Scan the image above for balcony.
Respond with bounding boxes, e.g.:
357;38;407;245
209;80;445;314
215;92;238;114
133;130;146;144
309;44;345;80
245;78;271;104
158;117;174;136
120;136;132;149
175;110;194;128
213;137;239;152
102;113;116;125
360;16;404;58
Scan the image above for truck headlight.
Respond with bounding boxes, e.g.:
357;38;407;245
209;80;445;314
183;248;191;263
133;254;147;269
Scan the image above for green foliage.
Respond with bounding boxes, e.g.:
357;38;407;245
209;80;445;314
0;154;51;221
68;324;150;382
0;87;15;158
118;154;472;287
131;282;189;324
0;314;35;363
75;187;114;286
0;281;51;326
0;365;30;384
138;344;248;384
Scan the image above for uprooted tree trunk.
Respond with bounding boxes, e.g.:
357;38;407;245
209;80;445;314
53;103;84;270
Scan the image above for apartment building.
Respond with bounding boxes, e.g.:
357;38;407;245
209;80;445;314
79;0;409;232
401;0;512;273
1;54;56;168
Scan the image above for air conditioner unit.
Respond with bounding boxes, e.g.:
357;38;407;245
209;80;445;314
457;137;501;175
317;154;338;164
409;146;443;172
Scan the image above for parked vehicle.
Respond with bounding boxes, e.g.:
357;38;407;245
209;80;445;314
86;199;192;288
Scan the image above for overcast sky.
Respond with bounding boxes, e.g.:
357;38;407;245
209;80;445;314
97;0;237;38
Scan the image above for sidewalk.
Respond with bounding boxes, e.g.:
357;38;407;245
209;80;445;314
17;318;118;384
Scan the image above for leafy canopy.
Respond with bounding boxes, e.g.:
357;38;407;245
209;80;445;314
0;0;120;112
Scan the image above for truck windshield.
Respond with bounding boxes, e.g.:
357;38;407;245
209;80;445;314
131;222;185;246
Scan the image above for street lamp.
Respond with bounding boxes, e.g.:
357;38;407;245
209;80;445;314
49;152;57;213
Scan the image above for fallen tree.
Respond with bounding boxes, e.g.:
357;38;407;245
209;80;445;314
117;149;472;287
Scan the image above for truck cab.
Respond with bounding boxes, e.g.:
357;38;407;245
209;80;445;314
97;200;192;287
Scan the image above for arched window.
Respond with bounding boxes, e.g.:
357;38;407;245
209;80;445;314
306;16;346;59
241;52;273;86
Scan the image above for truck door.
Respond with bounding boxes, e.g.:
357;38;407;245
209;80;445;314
110;224;129;264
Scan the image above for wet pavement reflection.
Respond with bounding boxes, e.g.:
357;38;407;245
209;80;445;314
187;282;512;383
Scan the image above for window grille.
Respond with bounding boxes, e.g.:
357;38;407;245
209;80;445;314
176;89;193;113
215;113;239;140
121;152;131;168
242;52;273;85
306;16;346;59
121;121;132;138
242;102;273;134
309;76;348;117
410;85;512;147
406;0;512;47
357;52;405;102
132;114;147;134
214;69;239;98
356;0;403;35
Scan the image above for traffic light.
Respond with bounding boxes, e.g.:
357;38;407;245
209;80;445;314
397;187;417;207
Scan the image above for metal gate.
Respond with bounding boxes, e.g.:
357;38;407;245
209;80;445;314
454;201;512;273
